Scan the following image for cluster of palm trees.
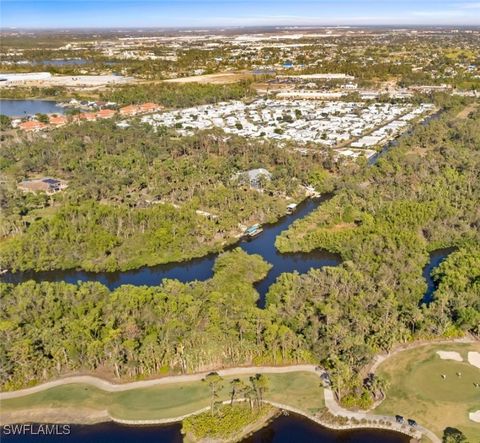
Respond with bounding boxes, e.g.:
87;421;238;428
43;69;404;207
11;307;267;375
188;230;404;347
203;372;270;415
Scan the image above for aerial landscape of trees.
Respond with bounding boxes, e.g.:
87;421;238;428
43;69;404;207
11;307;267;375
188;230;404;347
0;118;320;271
0;95;478;411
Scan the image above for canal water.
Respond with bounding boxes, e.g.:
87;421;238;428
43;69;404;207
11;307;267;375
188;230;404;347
0;415;410;443
421;247;456;304
1;195;341;308
0;100;65;117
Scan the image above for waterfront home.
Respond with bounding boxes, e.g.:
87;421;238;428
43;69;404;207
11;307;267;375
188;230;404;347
18;177;68;194
236;168;272;189
18;120;48;132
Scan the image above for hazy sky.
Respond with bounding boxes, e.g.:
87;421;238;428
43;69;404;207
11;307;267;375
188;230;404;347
1;0;480;28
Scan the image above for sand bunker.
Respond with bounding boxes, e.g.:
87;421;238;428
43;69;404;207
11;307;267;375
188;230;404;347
469;410;480;423
467;351;480;369
436;351;463;362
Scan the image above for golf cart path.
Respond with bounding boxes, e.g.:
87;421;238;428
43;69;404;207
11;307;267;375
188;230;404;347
1;363;438;441
0;365;319;399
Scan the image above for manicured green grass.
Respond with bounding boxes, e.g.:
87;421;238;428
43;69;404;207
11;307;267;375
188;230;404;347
374;343;480;442
1;371;324;421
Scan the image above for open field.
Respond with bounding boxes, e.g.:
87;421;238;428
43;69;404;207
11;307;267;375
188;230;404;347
163;72;252;84
0;371;324;423
374;343;480;442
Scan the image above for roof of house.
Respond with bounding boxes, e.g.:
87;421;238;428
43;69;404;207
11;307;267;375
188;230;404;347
138;102;159;110
19;120;47;130
120;105;139;113
49;115;67;124
78;112;97;120
97;109;116;117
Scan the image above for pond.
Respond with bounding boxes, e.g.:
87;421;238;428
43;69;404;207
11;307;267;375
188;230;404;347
0;414;410;443
0;99;65;117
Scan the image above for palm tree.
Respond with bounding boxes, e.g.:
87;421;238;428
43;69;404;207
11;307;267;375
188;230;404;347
230;378;246;406
203;372;223;415
250;374;269;408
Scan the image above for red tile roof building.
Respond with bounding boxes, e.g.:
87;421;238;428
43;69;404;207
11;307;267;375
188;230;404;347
49;115;68;127
76;112;97;122
138;102;161;113
18;120;48;132
119;105;140;116
96;109;116;119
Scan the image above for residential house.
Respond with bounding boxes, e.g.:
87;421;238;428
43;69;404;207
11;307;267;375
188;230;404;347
96;109;116;119
119;105;140;116
76;112;97;122
18;177;68;194
18;120;48;132
138;102;161;114
49;115;68;127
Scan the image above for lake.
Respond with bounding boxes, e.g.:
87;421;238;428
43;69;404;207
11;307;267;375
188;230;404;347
0;415;410;443
1;195;342;308
34;59;88;66
0;100;65;117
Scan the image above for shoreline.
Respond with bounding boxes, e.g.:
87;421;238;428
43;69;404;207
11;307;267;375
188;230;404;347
0;194;325;278
0;402;416;442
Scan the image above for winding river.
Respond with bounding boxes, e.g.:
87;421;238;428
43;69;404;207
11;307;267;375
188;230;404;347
1;195;341;308
0;108;451;442
421;247;456;304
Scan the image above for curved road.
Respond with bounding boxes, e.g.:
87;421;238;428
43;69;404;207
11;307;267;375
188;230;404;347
0;363;439;442
0;365;318;399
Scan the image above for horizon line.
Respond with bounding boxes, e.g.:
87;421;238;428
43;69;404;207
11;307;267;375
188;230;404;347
2;24;480;30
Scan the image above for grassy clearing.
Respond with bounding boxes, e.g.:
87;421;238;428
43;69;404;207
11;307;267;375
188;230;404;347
1;371;324;421
374;343;480;441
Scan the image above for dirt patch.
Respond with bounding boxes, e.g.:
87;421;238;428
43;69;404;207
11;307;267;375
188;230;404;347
456;104;478;120
164;72;251;85
328;222;356;232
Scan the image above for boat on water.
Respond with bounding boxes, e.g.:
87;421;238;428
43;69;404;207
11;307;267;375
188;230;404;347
244;224;263;237
286;203;297;214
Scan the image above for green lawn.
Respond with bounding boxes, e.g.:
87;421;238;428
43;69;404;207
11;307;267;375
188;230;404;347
374;343;480;442
1;371;324;421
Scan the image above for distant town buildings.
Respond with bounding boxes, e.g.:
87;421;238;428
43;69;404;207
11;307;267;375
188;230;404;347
141;98;435;154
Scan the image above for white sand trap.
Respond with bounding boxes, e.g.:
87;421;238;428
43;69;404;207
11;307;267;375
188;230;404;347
469;410;480;423
436;351;463;362
467;351;480;369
